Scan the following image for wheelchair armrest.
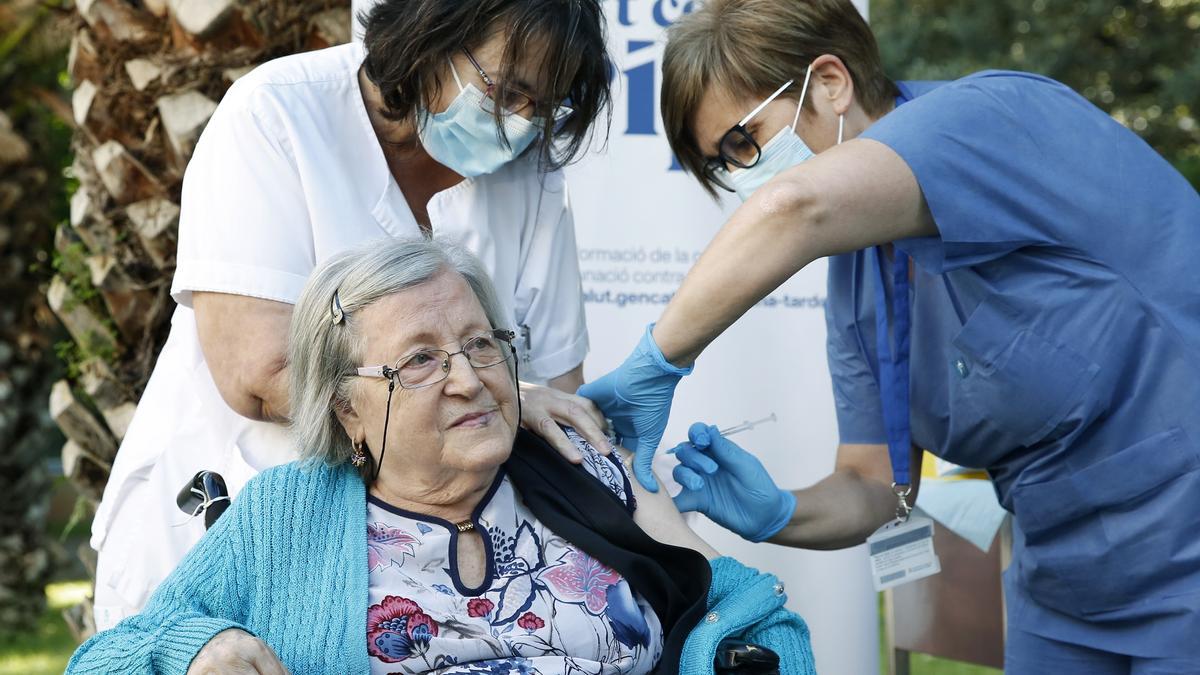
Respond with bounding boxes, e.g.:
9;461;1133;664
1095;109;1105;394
714;638;780;674
176;470;231;530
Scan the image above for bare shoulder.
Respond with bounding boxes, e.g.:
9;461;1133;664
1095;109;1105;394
560;430;719;559
616;447;721;560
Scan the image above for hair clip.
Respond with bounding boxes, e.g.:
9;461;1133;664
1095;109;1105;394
330;290;345;325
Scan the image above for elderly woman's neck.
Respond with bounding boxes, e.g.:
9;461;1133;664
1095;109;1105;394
369;467;500;523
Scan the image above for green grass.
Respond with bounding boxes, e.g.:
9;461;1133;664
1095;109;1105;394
0;581;89;675
887;654;1002;675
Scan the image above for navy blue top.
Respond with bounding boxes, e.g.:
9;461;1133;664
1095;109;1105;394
826;71;1200;654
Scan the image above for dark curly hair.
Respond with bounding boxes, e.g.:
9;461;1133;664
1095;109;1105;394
361;0;611;172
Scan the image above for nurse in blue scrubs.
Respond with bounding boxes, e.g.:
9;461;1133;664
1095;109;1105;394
578;0;1200;670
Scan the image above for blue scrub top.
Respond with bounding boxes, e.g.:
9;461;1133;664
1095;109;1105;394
828;72;1200;655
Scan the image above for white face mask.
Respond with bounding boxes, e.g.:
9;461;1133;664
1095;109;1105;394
417;60;542;178
723;65;844;201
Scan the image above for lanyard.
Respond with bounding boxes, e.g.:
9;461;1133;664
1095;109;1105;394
870;246;914;519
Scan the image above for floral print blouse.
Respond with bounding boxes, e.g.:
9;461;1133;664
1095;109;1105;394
366;430;663;674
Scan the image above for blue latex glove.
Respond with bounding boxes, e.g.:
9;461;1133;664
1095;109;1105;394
670;422;796;542
577;324;692;492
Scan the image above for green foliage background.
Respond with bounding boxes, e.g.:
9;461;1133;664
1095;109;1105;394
0;0;71;634
871;0;1200;188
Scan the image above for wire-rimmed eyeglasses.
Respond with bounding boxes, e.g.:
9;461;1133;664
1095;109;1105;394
354;329;517;390
462;48;572;122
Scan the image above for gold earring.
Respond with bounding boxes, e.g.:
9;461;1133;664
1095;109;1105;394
351;441;366;468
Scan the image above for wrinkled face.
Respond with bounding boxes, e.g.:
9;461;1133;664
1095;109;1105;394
343;269;519;478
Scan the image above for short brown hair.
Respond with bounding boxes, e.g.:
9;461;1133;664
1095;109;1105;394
361;0;611;172
662;0;897;196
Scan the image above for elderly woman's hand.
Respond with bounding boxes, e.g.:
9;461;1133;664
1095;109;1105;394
519;382;612;463
187;628;289;675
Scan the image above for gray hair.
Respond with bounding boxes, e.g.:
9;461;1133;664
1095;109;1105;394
288;236;512;466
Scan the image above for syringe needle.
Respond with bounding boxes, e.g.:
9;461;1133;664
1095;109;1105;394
718;412;777;437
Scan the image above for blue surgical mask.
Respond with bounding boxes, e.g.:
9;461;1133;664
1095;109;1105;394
724;66;844;201
417;61;542;178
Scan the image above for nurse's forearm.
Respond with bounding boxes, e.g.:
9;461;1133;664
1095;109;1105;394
769;442;922;549
194;292;293;424
653;141;936;367
254;366;291;424
653;180;823;366
769;469;896;550
212;358;290;423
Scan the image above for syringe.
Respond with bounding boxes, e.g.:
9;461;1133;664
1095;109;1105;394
717;412;777;437
605;412;778;454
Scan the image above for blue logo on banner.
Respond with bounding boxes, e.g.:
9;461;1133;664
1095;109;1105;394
615;0;696;27
609;0;696;170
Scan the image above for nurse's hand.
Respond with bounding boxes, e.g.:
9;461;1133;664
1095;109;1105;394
577;325;693;492
188;628;289;674
670;423;796;543
519;382;613;463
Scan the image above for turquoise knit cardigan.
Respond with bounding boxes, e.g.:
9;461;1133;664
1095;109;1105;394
67;462;816;674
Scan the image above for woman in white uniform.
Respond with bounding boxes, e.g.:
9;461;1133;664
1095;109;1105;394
91;0;613;629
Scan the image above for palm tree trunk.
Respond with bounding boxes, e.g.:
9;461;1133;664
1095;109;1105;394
52;0;350;641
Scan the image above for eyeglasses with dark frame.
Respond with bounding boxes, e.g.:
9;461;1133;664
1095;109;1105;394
355;329;517;390
701;79;797;192
461;48;572;122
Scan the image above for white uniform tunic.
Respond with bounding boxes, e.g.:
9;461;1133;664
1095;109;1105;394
91;43;589;628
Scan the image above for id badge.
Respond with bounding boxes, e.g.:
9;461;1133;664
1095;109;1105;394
866;515;940;591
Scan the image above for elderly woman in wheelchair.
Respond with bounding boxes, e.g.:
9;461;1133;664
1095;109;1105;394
67;237;816;674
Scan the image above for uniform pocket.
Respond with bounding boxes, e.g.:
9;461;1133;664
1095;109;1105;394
1009;427;1198;616
951;296;1100;447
